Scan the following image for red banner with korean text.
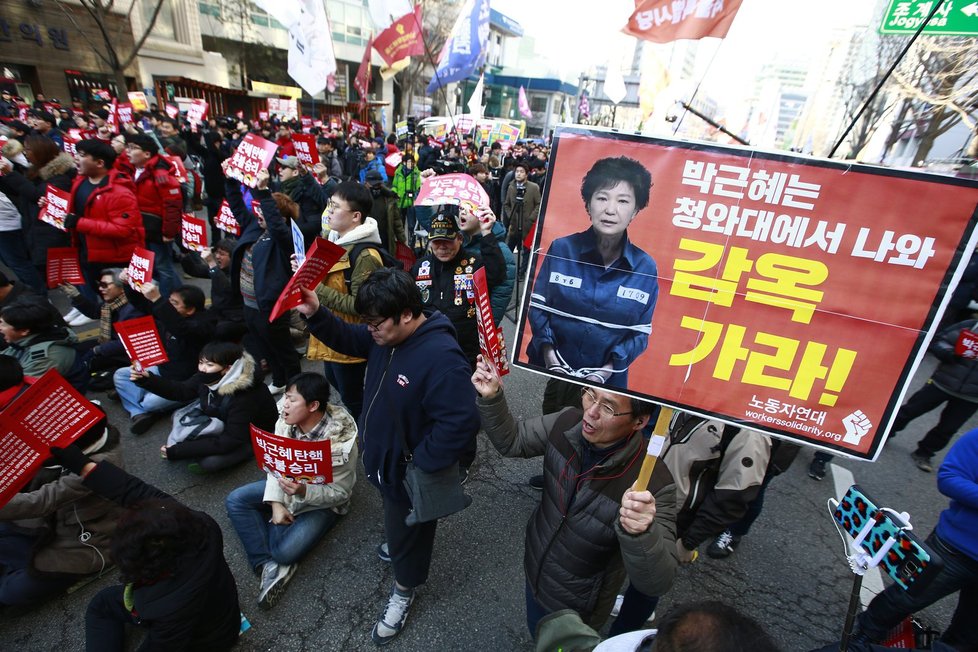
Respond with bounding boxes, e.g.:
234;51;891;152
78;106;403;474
513;127;978;461
225;133;278;188
355;37;373;108
623;0;743;43
0;370;105;508
126;247;155;290
114;316;169;369
46;247;85;289
181;213;209;252
473;267;509;377
954;328;978;358
214;200;242;236
39;185;70;231
116;102;134;126
186;99;208;128
372;5;426;67
291;134;319;167
269;237;346;322
250;424;333;483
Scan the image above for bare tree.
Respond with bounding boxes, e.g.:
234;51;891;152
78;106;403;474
394;0;463;118
892;36;978;163
54;0;167;95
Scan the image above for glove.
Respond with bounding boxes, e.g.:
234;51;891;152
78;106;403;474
49;444;93;475
63;212;80;229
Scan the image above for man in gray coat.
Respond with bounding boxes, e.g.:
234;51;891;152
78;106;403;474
471;356;678;641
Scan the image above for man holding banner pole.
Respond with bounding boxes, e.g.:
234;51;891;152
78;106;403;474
470;356;678;639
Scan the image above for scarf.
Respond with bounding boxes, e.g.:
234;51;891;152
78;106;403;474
281;174;300;199
99;294;128;343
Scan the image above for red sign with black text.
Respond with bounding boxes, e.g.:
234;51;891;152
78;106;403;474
514;127;978;460
251;424;333;483
269;238;345;322
115;316;169;369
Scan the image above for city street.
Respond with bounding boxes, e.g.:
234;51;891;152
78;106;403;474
0;315;961;651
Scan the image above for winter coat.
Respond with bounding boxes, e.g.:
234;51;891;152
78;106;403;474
140;352;277;461
68;170;144;264
661;413;771;550
72;291;145;360
307;217;384;364
391;164;421;210
0;151;75;265
476;391;679;628
358;156;388;184
304;307;480;503
131;155;183;242
81;461;240;651
0;426;124;576
367;185;405;251
287;172;329;249
0;327;77;378
264;404;359;516
462;220;515;324
148;297;215;380
226;181;295;314
929;320;978;401
504;180;542;241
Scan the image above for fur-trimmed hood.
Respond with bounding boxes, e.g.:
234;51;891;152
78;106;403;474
328;216;382;247
38;151;76;181
212;351;260;396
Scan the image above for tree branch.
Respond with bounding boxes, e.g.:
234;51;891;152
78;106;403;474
119;0;167;70
53;0;115;69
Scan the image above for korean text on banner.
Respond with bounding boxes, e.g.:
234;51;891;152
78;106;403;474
269;237;345;322
181;214;209;252
0;370;105;508
186;99;209;127
214;200;242;236
415;173;491;209
251;424;333;483
165;103;179;119
291;134;320;167
473;267;509;376
349;120;369;136
46;247;85;289
40;185;70;231
115;316;169;369
512;126;978;461
372;4;426;67
225;133;278;188
624;0;744;43
117;102;134;126
126;247;155;290
166;155;188;184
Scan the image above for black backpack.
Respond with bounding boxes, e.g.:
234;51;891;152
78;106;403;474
343;243;401;293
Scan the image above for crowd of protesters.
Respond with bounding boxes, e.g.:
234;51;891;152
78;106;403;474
0;95;973;652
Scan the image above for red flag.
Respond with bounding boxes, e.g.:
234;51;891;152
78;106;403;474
355;37;373;109
623;0;743;43
372;5;426;68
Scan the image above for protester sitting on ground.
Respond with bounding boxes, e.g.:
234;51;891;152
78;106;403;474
0;298;83;388
47;444;241;651
135;341;277;473
470;355;679;640
201;238;246;342
61;268;146;390
225;372;358;609
111;282;214;435
0;358;124;608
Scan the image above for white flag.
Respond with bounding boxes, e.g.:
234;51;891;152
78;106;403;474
467;74;485;119
604;61;627;105
255;0;337;96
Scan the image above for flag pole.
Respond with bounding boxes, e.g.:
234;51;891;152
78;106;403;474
672;37;724;136
411;3;458;133
826;1;942;159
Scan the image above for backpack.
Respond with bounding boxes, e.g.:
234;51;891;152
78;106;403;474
343;243;402;293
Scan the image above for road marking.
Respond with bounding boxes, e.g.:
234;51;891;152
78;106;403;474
831;462;884;608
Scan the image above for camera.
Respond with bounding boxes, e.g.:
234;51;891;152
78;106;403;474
516;185;526;201
431;158;465;175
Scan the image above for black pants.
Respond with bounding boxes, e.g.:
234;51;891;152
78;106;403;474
383;495;438;589
894;381;978;458
242;306;301;387
86;584;137;652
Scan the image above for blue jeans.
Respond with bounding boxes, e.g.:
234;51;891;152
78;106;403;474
148;241;180;298
857;530;978;648
112;366;185;418
225;481;340;571
322;361;366;421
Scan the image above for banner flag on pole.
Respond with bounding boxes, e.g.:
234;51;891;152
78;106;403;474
255;0;337;96
518;86;532;119
426;0;490;94
355;37;374;110
372;4;425;68
468;74;485;119
623;0;743;43
578;91;591;120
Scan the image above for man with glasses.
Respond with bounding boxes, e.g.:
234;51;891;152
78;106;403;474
471;358;679;642
305;181;383;419
295;269;479;645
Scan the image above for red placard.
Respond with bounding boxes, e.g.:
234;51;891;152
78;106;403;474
46;247;85;289
251;424;333;483
126;246;155;290
165;155;187;184
291;134;319;167
214;199;241;236
269;237;345;322
186;99;208;127
116;102;134;126
181;213;209;252
39;186;70;231
115;316;169;369
300;117;312;131
225;133;278;188
62;131;79;158
258;110;269;121
349;120;369;136
165;103;179;119
105;99;118;133
954;328;978;358
415;173;491;209
513;128;978;461
0;370;105;508
473;267;509;377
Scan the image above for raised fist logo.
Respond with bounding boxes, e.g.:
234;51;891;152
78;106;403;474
842;410;873;445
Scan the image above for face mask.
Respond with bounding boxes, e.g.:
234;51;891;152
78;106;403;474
198;370;224;384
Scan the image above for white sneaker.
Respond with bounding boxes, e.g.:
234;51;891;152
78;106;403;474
256;561;297;610
66;308;94;326
371;585;415;645
267;383;286;395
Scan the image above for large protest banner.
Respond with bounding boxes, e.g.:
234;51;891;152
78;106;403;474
0;370;105;507
513;126;978;461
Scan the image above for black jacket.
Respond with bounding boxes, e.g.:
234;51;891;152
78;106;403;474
149;298;214;380
930;319;978;400
82;461;240;651
0;151;75;265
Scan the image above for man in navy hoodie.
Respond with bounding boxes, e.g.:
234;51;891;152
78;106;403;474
853;427;978;649
295;268;479;646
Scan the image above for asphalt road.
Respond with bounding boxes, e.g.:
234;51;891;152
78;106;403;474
0;310;963;652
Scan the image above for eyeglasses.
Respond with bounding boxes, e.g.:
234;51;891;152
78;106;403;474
327;200;348;213
97;281;112;288
581;387;632;419
364;316;390;330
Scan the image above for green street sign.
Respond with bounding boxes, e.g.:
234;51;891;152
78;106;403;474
879;0;978;35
